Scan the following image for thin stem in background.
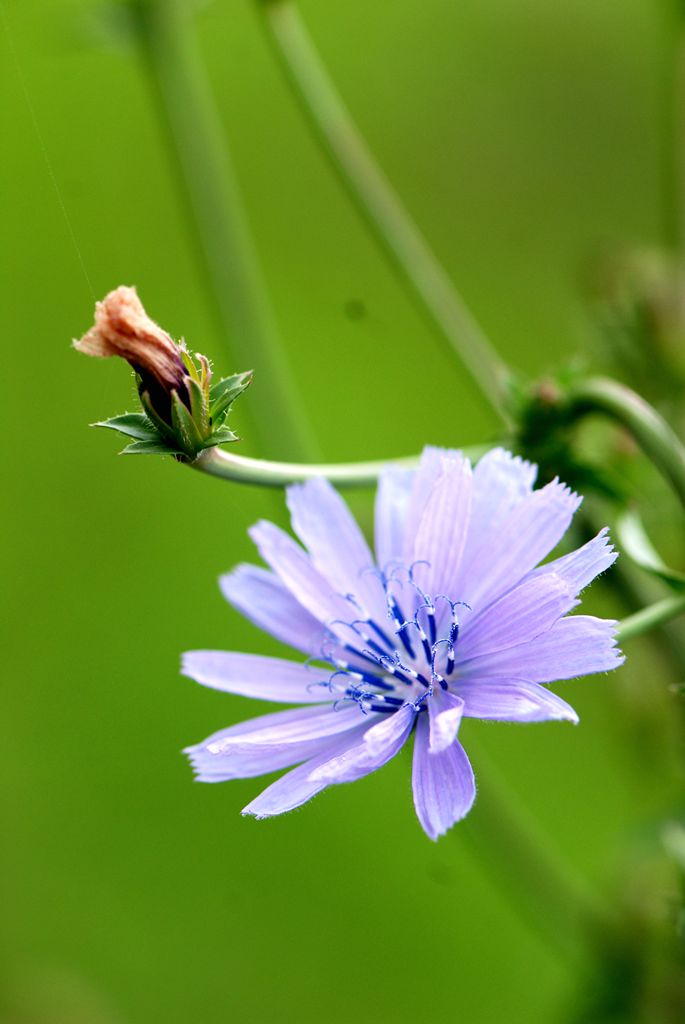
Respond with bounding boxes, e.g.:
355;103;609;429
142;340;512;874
567;376;685;514
130;0;315;461
617;593;685;642
463;736;618;960
258;0;512;425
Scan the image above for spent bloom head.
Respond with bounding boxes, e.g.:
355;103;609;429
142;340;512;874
74;286;251;459
183;447;623;840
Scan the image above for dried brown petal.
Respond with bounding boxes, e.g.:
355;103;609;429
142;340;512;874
74;286;188;394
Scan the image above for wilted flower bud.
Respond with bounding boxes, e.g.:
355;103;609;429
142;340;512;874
75;287;252;459
75;286;190;421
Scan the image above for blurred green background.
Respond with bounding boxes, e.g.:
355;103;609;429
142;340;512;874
2;1;684;1021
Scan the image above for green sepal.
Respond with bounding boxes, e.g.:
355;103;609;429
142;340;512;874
208;425;239;445
120;439;184;456
94;413;160;442
616;509;685;591
139;390;179;444
171;390;204;456
187;376;209;438
209;370;252;424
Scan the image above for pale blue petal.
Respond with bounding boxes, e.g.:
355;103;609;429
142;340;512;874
402;447;458;564
248;519;353;629
412;715;476;840
457;448;537;590
531;528;617;592
460;479;582;610
185;705;366;781
287;478;388;623
374;467;415;570
458;679;579;723
456;573;577;661
220;564;324;655
241;724;369;819
458;615;623;683
181;651;334;703
308;703;416;784
412;454;473;598
428;689;464;753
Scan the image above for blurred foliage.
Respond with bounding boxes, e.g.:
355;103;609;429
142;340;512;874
2;1;685;1023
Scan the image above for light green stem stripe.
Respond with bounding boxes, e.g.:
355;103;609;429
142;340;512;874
258;0;511;423
618;594;685;642
132;0;314;460
463;736;617;956
193;445;488;486
568;377;685;513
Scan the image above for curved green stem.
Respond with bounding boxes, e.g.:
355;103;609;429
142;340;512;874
130;0;314;460
257;0;511;424
618;594;685;642
192;444;489;487
567;377;685;513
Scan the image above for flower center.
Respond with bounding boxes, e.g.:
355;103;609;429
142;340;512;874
315;564;469;715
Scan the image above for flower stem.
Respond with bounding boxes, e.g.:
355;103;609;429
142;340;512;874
192;444;488;487
257;0;511;424
129;0;315;460
618;594;685;642
566;377;685;513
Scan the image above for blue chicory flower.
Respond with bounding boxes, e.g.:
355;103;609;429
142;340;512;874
183;447;623;839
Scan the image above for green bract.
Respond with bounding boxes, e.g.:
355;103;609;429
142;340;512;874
95;361;252;460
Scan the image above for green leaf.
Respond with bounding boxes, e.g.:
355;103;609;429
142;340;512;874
120;439;182;456
617;509;685;591
171;391;204;456
209;370;252;423
94;413;160;442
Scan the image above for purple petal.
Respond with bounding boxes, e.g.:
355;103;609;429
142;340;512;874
456;573;576;661
375;467;415;570
185;705;366;781
286;478;388;623
458;615;623;683
412;454;473;598
531;528;617;592
402;447;458;563
308;703;416;784
241;724;369;819
457;449;537;587
428;688;464;753
220;564;324;655
181;651;335;703
458;679;579;723
460;479;582;610
412;715;476;840
248;519;353;628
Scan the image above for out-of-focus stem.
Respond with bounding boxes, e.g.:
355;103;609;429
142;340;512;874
567;377;685;513
130;0;314;460
618;594;685;642
258;0;511;425
463;736;617;958
193;445;482;487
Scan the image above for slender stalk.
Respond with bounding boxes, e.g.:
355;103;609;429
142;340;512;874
618;594;685;642
130;0;314;460
258;0;511;424
567;377;685;513
192;444;490;487
463;736;617;958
